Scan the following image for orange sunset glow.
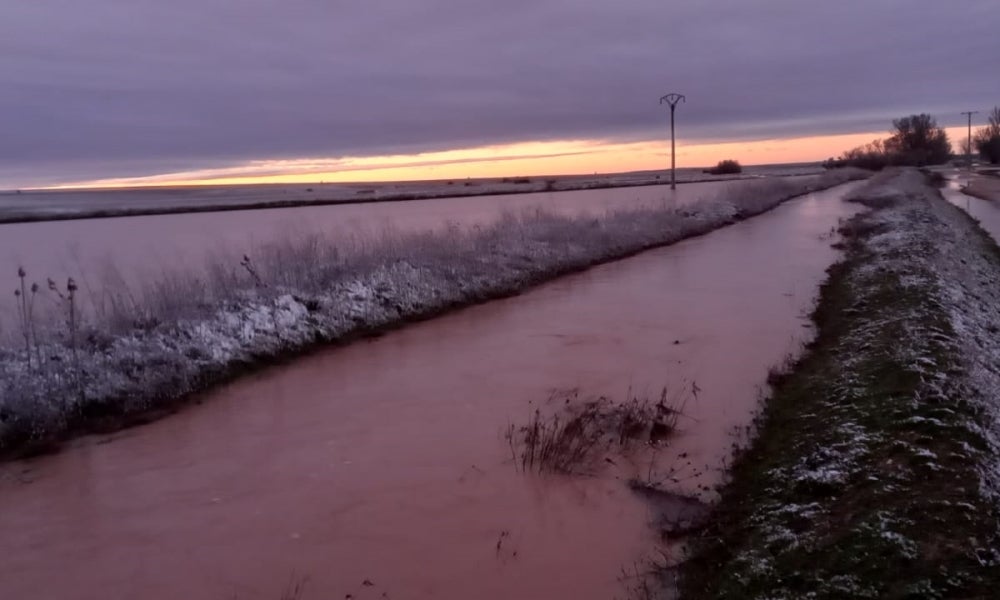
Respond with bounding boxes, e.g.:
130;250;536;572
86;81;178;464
46;126;968;190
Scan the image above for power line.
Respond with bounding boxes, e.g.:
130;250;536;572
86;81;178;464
961;110;978;170
660;93;686;190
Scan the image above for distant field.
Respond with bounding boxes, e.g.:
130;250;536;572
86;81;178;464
0;163;823;223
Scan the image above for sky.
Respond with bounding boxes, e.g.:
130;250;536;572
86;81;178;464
1;0;997;189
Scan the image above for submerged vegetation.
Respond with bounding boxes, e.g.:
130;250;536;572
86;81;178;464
505;389;685;474
0;170;866;457
680;169;1000;598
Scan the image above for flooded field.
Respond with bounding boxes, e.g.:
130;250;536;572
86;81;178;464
0;181;862;599
0;164;822;222
0;179;745;283
944;172;1000;241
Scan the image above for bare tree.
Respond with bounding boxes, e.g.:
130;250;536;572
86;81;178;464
973;107;1000;164
885;114;951;166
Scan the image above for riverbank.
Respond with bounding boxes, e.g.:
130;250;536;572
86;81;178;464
0;179;860;600
679;168;1000;598
0;169;866;459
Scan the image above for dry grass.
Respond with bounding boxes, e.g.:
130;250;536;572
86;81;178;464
1;171;864;345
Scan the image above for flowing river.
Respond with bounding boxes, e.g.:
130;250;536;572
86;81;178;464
0;181;864;599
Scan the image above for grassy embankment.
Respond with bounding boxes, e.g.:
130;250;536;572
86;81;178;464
0;170;866;459
680;169;1000;598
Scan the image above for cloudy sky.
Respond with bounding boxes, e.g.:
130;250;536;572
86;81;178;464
1;0;997;188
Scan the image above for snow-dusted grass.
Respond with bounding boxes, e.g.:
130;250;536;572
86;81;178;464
681;168;1000;598
0;170;867;456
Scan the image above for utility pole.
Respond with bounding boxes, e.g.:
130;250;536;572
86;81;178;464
961;110;978;170
660;93;686;190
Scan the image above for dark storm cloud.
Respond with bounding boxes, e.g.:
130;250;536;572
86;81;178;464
1;0;997;186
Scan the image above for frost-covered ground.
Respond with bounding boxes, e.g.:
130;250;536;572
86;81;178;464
0;170;866;456
681;168;1000;598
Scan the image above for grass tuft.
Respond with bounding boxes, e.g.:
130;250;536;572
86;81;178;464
506;388;688;475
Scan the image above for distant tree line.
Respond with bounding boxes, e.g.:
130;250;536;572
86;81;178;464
974;107;1000;164
824;113;952;170
704;159;742;175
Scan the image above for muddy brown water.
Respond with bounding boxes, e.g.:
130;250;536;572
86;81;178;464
0;181;864;599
